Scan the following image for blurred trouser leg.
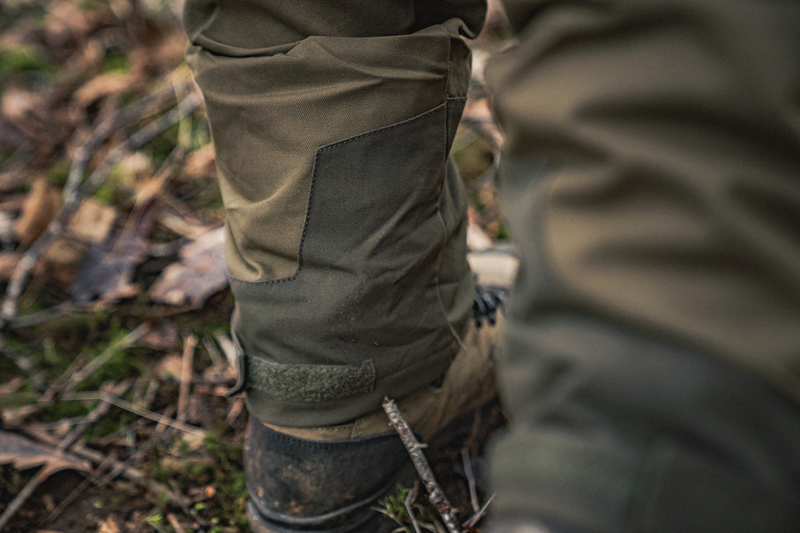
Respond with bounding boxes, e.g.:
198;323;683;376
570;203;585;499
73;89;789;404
182;2;496;532
486;0;800;531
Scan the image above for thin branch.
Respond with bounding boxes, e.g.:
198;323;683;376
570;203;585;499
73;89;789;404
382;397;462;533
213;329;237;366
177;334;197;423
39;353;87;404
167;513;187;533
62;391;206;438
58;381;132;451
0;468;47;529
464;494;495;528
63;323;150;392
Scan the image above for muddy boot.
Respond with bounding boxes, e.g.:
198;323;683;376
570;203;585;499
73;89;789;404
244;283;508;533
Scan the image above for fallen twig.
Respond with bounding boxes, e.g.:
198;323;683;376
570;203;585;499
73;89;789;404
0;336;46;391
39;353;87;404
213;329;237;366
177;334;197;423
382;397;462;533
63;323;150;392
59;381;132;451
63;391;206;438
464;494;495;528
167;513;187;533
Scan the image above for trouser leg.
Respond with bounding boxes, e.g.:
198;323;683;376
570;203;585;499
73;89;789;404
183;0;486;426
486;0;800;530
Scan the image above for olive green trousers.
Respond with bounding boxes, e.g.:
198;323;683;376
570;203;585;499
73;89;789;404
183;0;800;531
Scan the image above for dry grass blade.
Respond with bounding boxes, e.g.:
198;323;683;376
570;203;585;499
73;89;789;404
405;483;423;533
461;447;480;513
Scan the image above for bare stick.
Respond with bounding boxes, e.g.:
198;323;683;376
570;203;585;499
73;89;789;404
39;353;87;404
63;324;150;392
58;381;132;451
461;447;480;513
94;393;205;438
6;302;85;329
382;397;462;533
464;494;495;528
177;334;197;422
64;78;194;203
167;513;187;533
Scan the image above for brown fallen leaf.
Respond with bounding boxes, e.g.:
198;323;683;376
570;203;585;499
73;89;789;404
157;354;183;381
70;202;158;303
72;72;134;109
67;198;118;245
15;177;62;246
140;320;180;350
97;515;122;533
0;430;91;476
149;226;228;308
182;143;216;179
0;252;21;282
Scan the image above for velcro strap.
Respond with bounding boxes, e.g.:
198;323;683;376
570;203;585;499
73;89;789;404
245;356;376;402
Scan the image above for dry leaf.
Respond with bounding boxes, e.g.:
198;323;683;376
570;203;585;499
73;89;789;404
97;515;122;533
68;198;118;244
0;430;91;476
0;252;21;282
149;226;228;308
73;72;134;108
157;354;183;380
140;320;180;350
182;144;216;179
70;202;157;303
15;177;62;246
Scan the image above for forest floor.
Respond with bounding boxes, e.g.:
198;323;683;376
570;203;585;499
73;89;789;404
0;1;513;531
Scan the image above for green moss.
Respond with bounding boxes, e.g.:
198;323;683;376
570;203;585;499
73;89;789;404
0;46;55;84
102;50;129;73
46;160;71;188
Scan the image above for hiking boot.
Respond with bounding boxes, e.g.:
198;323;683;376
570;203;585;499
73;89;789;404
245;315;501;533
245;252;516;533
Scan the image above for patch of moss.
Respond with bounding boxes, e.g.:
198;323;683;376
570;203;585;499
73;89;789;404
0;46;55;85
